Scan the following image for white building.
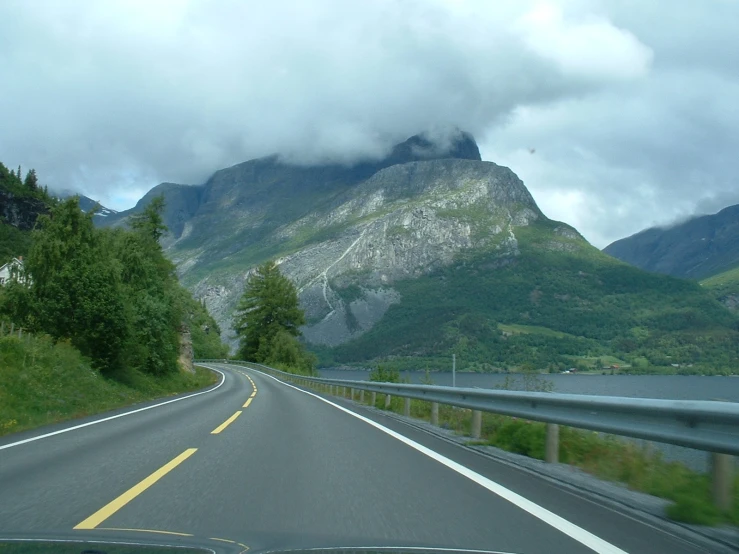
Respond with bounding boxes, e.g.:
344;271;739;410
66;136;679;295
0;257;25;286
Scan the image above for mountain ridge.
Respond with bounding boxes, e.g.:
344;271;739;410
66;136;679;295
604;204;739;280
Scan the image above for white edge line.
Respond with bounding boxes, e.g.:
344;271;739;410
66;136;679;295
292;546;515;554
252;368;629;554
0;537;216;552
0;366;226;451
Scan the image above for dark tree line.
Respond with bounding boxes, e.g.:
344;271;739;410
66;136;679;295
0;162;51;202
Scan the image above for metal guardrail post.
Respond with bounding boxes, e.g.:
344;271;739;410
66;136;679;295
546;423;560;463
711;453;733;512
371;391;376;406
431;402;439;426
360;390;365;403
471;410;482;439
404;398;411;417
385;394;392;409
350;388;355;400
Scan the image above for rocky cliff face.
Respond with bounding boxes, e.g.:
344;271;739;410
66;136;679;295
0;190;48;231
188;157;544;347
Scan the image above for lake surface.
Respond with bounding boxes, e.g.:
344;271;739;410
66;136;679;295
319;370;739;471
318;370;739;402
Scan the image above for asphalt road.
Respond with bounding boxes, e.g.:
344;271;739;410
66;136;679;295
0;364;728;554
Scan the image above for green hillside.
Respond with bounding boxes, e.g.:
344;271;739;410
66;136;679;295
319;220;739;374
701;265;739;293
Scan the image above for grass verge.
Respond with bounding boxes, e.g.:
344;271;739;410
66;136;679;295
0;334;218;437
325;384;738;527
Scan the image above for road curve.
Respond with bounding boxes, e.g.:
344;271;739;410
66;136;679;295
0;364;721;553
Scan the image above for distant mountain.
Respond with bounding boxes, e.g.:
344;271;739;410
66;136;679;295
604;204;739;280
100;132;739;373
56;191;118;222
77;195;118;218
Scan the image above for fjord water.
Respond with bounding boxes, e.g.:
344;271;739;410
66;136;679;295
319;370;739;470
319;370;739;401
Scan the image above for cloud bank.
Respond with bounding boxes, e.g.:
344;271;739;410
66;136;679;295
1;0;737;246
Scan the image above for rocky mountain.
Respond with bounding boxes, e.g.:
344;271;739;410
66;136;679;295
55;192;118;223
106;133;739;373
102;132;531;342
604;204;739;280
77;195;118;219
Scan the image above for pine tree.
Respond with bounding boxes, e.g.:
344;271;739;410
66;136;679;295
233;261;309;368
24;169;38;192
130;195;167;242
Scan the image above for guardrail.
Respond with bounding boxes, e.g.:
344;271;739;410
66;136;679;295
196;359;738;511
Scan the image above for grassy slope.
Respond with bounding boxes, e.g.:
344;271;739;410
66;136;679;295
321;220;739;373
0;333;217;437
701;265;739;300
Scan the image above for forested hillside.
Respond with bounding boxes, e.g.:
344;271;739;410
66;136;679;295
0;162;54;263
701;266;739;313
318;220;739;375
0;160;227;422
0;162;228;435
1;196;228;373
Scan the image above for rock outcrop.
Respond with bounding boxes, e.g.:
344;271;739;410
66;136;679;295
0;190;48;231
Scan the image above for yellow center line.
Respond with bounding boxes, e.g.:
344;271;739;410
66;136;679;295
249;391;256;398
74;448;198;530
211;411;242;434
242;397;253;408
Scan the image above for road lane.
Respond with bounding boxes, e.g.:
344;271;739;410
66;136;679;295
0;364;723;553
0;366;251;531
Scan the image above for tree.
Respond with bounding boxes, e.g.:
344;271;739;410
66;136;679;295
20;198;128;373
24;169;38;192
233;260;308;366
130;195;167;242
369;364;401;383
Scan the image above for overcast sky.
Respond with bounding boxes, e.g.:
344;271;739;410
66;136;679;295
2;0;738;248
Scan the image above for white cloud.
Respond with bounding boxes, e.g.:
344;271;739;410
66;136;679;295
516;2;652;81
1;0;737;248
